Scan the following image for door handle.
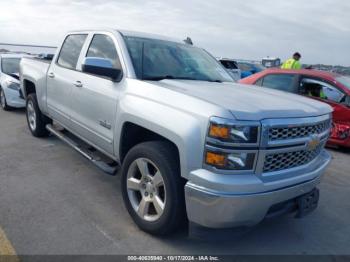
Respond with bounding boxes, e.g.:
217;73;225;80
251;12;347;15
48;72;55;78
74;81;83;88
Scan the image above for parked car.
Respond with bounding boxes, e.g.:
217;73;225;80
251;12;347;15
20;29;332;235
218;58;241;81
236;61;265;78
0;53;30;110
240;68;350;148
262;57;281;68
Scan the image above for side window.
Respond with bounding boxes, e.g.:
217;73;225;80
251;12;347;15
57;34;87;70
261;74;296;93
86;34;121;70
301;78;345;103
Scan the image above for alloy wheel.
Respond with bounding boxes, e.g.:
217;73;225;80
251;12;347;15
126;158;166;222
27;100;37;131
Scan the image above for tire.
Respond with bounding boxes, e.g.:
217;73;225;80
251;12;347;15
121;141;186;235
26;93;51;137
0;88;11;111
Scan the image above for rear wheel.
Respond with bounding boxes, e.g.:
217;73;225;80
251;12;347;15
121;141;186;235
26;93;51;137
0;88;11;111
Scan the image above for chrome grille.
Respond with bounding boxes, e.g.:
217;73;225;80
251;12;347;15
263;144;323;173
269;120;331;141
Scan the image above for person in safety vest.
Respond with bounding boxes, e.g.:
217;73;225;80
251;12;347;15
305;83;327;99
281;52;302;69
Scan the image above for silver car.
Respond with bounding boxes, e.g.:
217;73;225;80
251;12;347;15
0;53;29;110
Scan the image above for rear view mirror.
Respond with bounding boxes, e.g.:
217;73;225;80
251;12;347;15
82;57;122;81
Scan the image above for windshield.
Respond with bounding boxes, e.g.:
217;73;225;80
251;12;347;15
336;76;350;90
123;36;233;82
1;58;21;75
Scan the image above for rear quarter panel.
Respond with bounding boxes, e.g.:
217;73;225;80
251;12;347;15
20;58;51;113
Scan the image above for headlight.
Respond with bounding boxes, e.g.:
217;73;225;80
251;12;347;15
204;117;260;171
7;82;20;91
205;150;256;170
208;117;260;144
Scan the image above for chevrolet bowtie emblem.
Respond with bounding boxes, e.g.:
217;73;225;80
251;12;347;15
307;135;320;151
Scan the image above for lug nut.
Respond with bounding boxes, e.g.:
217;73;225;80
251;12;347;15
150;193;153;198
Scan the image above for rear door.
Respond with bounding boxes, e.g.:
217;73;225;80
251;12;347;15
69;33;123;155
47;34;88;126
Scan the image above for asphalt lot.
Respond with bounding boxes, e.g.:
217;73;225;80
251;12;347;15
0;108;349;255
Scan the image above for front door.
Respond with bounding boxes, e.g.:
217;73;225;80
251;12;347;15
69;33;123;155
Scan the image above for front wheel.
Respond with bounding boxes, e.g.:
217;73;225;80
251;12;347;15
0;88;11;111
121;141;186;235
26;93;51;137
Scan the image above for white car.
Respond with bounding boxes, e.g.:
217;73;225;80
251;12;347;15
0;53;30;110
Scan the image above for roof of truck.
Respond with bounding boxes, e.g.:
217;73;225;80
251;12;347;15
67;28;184;44
118;30;184;44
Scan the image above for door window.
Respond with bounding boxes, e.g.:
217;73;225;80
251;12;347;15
86;34;122;70
57;34;87;70
301;78;345;103
261;74;296;93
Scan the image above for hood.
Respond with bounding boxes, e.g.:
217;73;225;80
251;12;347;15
149;80;332;121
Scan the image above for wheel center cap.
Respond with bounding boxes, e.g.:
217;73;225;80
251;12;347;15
146;183;154;193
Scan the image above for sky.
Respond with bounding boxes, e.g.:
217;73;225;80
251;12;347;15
0;0;349;66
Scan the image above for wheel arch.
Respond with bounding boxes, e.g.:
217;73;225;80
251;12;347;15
119;121;181;174
22;79;36;97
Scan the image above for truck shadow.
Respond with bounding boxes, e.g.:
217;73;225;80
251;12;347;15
327;146;350;155
3;107;26;115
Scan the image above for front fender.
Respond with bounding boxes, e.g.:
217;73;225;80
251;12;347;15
115;95;209;180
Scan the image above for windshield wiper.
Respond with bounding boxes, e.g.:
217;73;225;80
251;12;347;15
142;75;198;81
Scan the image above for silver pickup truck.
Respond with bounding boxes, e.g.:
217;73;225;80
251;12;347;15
20;29;333;235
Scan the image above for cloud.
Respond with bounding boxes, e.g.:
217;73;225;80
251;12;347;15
0;0;349;65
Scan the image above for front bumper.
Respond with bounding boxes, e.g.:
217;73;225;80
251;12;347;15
185;150;331;228
3;87;25;108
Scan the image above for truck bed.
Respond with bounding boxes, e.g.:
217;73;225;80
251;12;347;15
20;56;51;113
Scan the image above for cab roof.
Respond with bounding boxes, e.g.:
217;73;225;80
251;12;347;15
66;28;185;44
118;30;184;44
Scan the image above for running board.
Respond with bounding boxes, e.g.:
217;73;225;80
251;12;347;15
46;124;119;176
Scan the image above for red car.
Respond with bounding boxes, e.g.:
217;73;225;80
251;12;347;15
239;68;350;148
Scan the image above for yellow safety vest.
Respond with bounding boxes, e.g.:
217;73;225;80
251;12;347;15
281;58;301;70
308;90;327;99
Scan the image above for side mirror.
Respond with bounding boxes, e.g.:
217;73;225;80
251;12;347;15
82;57;122;81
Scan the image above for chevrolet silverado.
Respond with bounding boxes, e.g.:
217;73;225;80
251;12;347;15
20;29;333;235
